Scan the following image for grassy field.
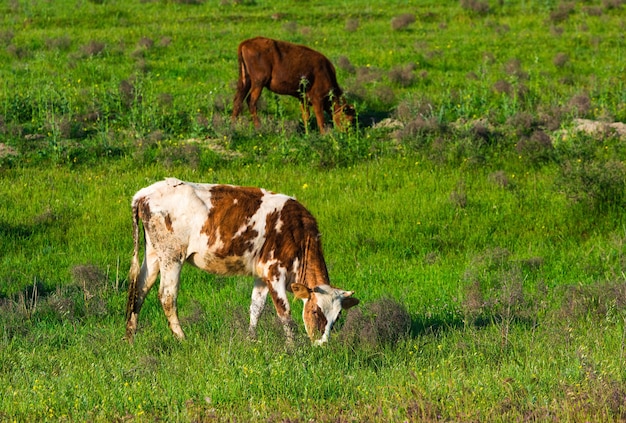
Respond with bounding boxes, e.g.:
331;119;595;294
2;0;626;421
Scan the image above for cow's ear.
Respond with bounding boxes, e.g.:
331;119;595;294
291;283;311;300
341;292;359;309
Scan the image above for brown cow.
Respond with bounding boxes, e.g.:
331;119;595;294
125;178;359;345
232;36;355;133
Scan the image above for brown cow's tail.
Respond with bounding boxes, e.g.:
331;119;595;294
125;199;141;322
238;45;249;88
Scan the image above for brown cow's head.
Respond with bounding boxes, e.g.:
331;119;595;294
291;282;359;345
332;100;356;131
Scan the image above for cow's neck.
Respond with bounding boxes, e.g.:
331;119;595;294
299;235;330;288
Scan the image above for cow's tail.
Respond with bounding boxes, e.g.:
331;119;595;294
125;199;141;322
237;44;250;89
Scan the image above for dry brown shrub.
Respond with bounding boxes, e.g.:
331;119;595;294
159;36;172;47
391;13;416;31
516;130;554;166
568;93;591;115
489;170;509;188
373;85;396;107
553;52;570;67
449;180;468;209
0;30;14;46
339;298;411;348
550;2;575;24
72;264;108;295
355;66;384;85
493;79;512;95
461;0;490;15
603;0;625;10
345;18;359;32
504;58;527;80
6;44;29;59
559;281;626;320
119;79;141;108
336;55;355;74
397;116;440;139
45;35;71;51
81;40;105;57
506;111;536;135
389;63;417;87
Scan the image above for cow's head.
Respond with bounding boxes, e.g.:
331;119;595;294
332;100;356;131
291;283;359;345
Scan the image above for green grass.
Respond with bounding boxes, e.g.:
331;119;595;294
2;0;626;421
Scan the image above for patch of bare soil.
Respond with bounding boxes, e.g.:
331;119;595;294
571;118;626;139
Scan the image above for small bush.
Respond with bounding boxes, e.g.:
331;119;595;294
345;18;359;32
558;157;626;210
339;298;411;348
461;0;490;15
336;56;355;74
550;2;575;24
391;13;415;31
554;52;570;67
389;63;417;87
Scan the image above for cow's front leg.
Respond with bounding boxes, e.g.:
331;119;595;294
268;279;296;344
249;278;268;340
311;100;327;134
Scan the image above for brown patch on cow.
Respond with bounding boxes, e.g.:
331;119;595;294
302;297;327;339
164;213;174;232
202;255;248;275
259;199;329;289
268;284;288;317
201;185;264;258
232;37;354;133
136;196;151;221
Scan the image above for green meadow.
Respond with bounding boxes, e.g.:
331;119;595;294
2;0;626;421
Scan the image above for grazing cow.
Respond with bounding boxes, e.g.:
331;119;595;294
125;178;359;345
232;36;355;133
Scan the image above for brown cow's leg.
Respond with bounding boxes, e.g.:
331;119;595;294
312;101;327;134
158;263;185;340
247;85;264;129
267;278;296;344
232;80;250;122
125;252;160;341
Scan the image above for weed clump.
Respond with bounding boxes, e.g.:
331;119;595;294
339;298;411;348
391;13;415;31
336;56;355;74
345;18;359;32
553;52;570;68
568;93;591;116
461;0;490;16
389;63;417;87
80;40;105;57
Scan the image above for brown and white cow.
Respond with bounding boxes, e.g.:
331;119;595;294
125;178;358;345
231;36;355;133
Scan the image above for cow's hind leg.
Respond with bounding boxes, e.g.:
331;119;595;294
247;84;264;129
158;262;186;340
232;76;251;122
126;252;160;341
248;278;268;340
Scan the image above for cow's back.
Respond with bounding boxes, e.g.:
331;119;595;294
133;178;312;277
239;37;340;97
